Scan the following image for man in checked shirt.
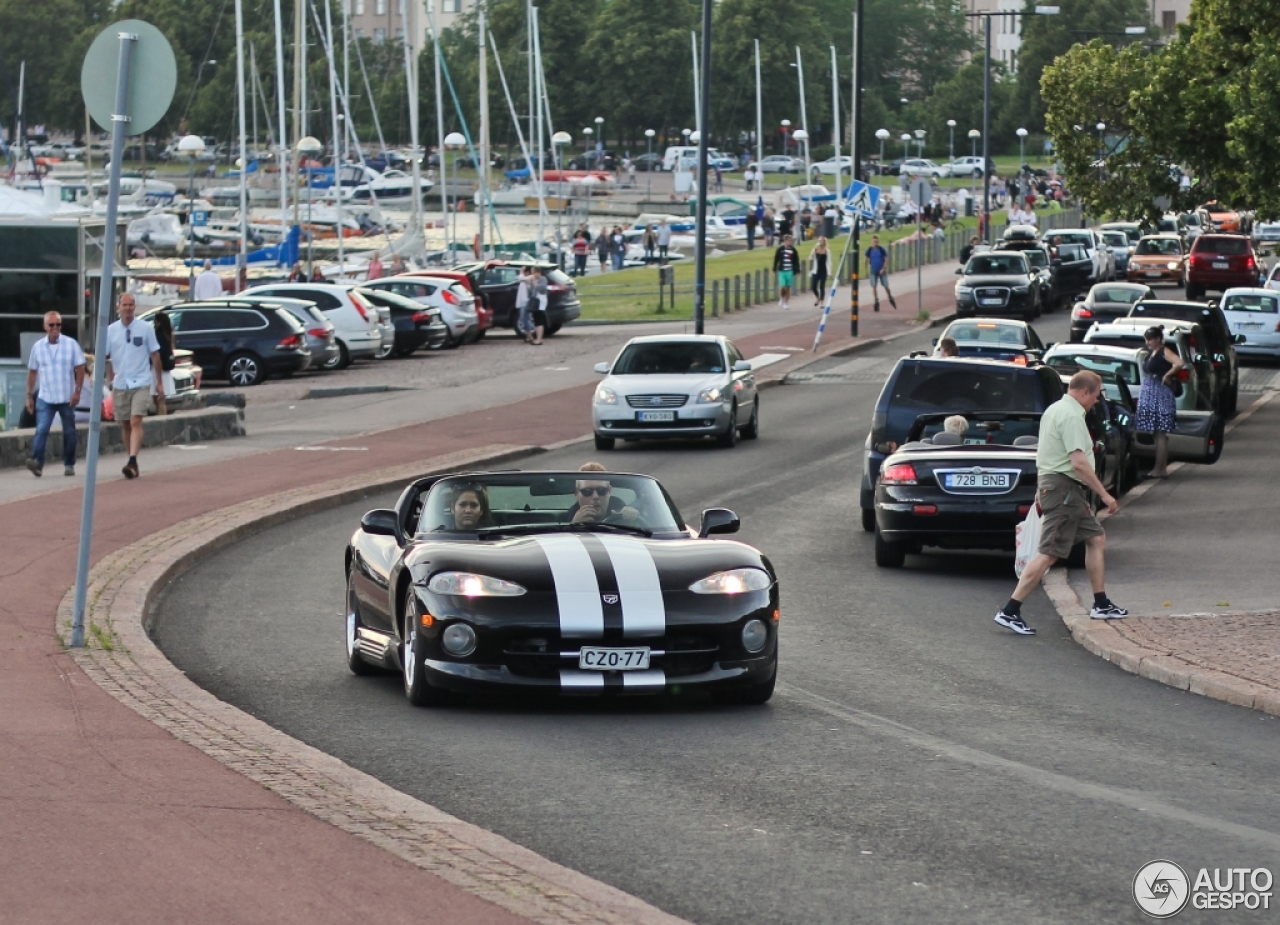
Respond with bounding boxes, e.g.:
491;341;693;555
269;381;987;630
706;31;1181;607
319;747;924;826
25;311;86;477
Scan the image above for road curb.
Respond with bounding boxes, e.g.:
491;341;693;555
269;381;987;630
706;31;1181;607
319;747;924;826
1043;388;1280;719
57;442;694;925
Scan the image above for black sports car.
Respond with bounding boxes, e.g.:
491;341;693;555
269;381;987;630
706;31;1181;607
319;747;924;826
346;470;779;706
873;413;1042;568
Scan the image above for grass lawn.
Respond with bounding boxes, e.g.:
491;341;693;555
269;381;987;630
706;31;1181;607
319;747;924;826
574;214;982;321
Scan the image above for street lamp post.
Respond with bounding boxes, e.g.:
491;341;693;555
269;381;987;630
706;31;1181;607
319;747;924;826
1096;122;1106;183
644;128;655;199
901;133;911;161
296;135;323;274
593;115;604;156
969;128;980;159
584;127;595;230
552;130;571;267
875;128;890;174
947;120;956;163
444;131;466;256
914;129;925;159
178;135;205;299
793;128;810;214
1016;126;1028;167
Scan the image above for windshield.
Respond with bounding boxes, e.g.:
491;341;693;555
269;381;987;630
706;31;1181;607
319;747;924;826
419;473;685;535
1046;351;1141;385
1222;292;1279;314
965;254;1027;275
945;322;1027;345
1194;237;1248;255
1024;249;1047;268
910;413;1042;445
1135;238;1181;256
611;341;726;375
1102;232;1128;247
1091;286;1145;305
1056;232;1092;247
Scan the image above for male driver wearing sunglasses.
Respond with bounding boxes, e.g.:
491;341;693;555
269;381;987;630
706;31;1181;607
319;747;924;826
567;462;639;525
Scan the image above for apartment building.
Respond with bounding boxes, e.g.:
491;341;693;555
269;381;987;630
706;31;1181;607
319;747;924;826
347;0;470;46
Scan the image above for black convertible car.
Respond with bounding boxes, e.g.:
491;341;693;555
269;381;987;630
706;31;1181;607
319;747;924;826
346;470;779;706
874;413;1041;568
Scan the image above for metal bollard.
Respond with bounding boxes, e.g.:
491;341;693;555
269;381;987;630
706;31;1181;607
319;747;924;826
712;279;719;317
735;274;741;311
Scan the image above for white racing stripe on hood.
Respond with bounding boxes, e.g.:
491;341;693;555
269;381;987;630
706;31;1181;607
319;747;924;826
595;535;666;638
533;535;604;638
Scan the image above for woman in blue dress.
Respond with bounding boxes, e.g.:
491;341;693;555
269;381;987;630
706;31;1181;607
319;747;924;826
1135;325;1184;478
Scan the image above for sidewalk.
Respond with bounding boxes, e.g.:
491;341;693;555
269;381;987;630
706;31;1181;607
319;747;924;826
0;264;960;925
1046;389;1280;716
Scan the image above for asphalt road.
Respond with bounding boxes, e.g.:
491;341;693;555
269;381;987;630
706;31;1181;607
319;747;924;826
154;309;1280;925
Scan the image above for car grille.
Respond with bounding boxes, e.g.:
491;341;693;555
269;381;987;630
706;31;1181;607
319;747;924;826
502;634;720;679
626;394;689;409
974;287;1010;307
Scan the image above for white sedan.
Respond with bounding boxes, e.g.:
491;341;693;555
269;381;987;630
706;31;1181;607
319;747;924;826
592;334;759;450
899;158;947;179
1219;288;1280;358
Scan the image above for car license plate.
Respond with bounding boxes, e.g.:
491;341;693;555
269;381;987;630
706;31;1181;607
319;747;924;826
1213;261;1230;269
1145;270;1162;277
1236;322;1262;330
637;411;675;422
980;298;1002;306
579;647;651;670
944;472;1010;489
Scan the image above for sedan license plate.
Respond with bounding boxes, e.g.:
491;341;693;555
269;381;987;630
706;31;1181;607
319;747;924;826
637;411;675;422
980;298;1002;306
1213;261;1230;269
1236;322;1262;331
944;472;1010;489
1145;270;1163;277
579;647;651;671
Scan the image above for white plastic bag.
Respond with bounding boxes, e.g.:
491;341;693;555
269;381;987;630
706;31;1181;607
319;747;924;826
1013;503;1042;578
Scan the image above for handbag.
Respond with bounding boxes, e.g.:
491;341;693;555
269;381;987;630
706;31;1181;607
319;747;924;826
1014;502;1043;578
1168;378;1183;399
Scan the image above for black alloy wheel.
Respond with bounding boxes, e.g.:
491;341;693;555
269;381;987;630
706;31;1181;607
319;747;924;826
225;352;265;387
402;585;449;707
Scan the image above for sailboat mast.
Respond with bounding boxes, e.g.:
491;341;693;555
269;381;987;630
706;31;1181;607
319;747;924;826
533;6;544;258
478;5;488;258
830;45;840;189
235;0;249;291
273;0;290;239
433;0;447;255
324;0;344;273
406;0;425;253
291;0;303;226
342;0;351;163
690;33;700;140
754;39;762;187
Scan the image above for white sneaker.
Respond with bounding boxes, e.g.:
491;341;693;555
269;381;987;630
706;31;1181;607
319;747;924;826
1089;602;1130;620
783;300;790;310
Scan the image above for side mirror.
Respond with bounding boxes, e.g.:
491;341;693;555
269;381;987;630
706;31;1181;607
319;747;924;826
593;361;610;374
931;337;939;346
698;508;740;537
1233;334;1246;344
955;267;963;275
732;359;752;372
361;508;400;539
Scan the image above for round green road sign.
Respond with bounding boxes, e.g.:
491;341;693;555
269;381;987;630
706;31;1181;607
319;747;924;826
81;20;177;136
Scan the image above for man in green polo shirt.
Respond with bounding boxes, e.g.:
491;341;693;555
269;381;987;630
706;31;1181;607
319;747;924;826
994;369;1127;635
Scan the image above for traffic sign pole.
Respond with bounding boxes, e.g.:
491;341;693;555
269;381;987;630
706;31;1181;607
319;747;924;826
71;30;136;648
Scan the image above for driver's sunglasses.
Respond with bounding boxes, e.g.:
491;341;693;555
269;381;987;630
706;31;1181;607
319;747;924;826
576;486;610;497
46;322;61;328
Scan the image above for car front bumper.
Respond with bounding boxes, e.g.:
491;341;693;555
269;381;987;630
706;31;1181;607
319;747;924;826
594;400;732;439
1128;262;1181;283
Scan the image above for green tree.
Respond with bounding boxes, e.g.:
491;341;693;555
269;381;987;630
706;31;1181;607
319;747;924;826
1015;0;1153;134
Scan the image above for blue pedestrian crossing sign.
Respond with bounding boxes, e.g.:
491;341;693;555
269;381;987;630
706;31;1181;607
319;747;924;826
842;180;880;219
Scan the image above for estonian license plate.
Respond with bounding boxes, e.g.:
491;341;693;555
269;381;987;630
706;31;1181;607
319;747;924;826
1213;261;1230;269
579;647;651;670
637;411;675;422
980;298;1002;306
944;472;1010;489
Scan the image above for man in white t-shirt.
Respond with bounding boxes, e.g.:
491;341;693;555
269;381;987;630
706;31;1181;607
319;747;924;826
105;293;162;480
193;259;224;300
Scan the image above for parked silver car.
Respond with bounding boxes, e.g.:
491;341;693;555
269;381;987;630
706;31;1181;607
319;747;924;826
591;334;759;450
230;295;340;369
240;282;384;368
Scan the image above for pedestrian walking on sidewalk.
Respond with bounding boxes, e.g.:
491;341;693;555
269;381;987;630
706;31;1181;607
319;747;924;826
1135;325;1184;478
642;224;657;262
595;229;611;272
105;293;163;481
656;220;672;262
515;266;533;342
745;209;758;250
994;370;1128;635
529;266;549;345
573;231;591;275
810;236;830;305
762;210;776;248
865;235;896;310
24;311;86;477
773;233;801;310
610;226;626;271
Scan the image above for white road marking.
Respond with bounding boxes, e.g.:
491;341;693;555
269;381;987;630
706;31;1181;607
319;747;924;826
746;353;791;370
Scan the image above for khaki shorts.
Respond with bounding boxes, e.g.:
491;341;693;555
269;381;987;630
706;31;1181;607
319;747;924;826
1037;471;1104;559
113;387;153;421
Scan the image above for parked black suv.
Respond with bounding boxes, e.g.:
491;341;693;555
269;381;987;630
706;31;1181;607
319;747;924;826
1129;299;1241;415
860;357;1065;530
451;260;583;335
955;250;1043;320
147;302;310;386
354;287;449;355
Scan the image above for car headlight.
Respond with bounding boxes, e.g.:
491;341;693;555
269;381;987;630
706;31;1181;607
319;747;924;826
1167;261;1179;270
441;622;477;657
595;387;617;405
697;386;723;403
425;572;526;597
956;286;973;296
741;618;769;653
689;568;771;595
